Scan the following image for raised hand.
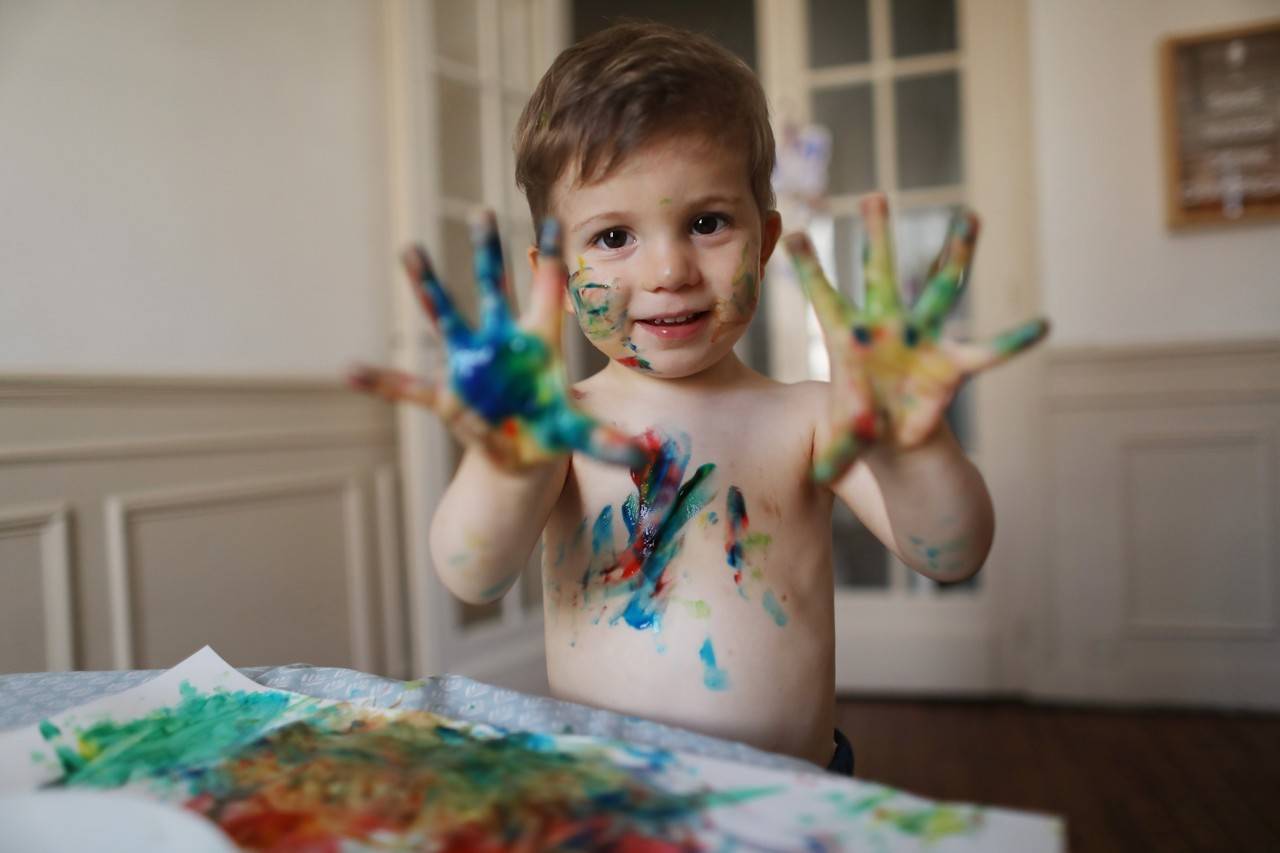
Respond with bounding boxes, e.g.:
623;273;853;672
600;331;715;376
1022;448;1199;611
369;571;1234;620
784;193;1048;484
351;213;645;470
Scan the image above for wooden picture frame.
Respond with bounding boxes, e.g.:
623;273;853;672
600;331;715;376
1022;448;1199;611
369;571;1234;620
1160;18;1280;229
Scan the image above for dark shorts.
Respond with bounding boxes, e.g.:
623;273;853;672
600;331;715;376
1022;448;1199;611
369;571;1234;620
827;728;855;776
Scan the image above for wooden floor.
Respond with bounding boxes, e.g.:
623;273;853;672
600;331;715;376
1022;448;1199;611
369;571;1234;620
833;697;1280;852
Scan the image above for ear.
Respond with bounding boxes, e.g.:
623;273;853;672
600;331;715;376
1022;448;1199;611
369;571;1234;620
759;210;784;267
528;244;577;316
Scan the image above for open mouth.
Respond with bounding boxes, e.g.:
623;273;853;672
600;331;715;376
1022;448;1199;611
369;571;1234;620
634;311;711;341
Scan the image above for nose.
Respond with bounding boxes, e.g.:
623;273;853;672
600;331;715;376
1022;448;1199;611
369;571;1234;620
641;238;700;293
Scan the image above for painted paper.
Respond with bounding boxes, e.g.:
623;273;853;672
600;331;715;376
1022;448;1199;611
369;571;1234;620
0;648;1063;851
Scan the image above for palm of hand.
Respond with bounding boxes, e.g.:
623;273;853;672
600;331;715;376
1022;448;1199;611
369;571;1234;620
352;216;642;470
786;194;1048;483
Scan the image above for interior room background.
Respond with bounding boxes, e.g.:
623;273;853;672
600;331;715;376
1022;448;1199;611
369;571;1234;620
2;0;1277;719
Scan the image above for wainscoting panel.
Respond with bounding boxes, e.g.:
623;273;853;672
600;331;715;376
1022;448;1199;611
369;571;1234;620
0;502;74;672
1037;342;1280;709
0;375;401;674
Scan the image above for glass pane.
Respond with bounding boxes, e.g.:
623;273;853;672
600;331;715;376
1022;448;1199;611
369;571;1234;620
437;76;484;203
435;0;478;68
460;598;503;627
895;205;960;309
522;539;544;612
895;72;962;189
945;380;974;453
832;500;890;589
441;217;480;326
829;214;865;305
908;566;981;594
501;0;533;87
504;95;528;217
573;0;757;70
807;0;870;68
891;0;957;58
502;214;534;314
812;85;876;195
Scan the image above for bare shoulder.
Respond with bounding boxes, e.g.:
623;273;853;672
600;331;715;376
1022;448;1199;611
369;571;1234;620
763;378;828;420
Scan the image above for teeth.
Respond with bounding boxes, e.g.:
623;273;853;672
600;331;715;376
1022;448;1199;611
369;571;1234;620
649;313;697;325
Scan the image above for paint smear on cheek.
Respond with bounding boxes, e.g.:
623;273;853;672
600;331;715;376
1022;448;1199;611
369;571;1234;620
570;277;627;342
712;243;759;341
618;336;654;372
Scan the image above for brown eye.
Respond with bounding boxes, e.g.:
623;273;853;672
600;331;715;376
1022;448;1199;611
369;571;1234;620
691;214;727;235
595;229;630;250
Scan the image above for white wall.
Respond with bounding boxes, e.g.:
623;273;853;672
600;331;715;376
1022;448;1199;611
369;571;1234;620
0;0;392;377
1031;0;1280;346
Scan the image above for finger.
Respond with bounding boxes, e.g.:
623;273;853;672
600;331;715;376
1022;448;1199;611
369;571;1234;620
544;405;648;469
947;317;1050;374
522;218;568;341
347;364;441;409
910;208;980;337
470;209;513;330
859;193;902;319
782;232;857;345
401;245;470;346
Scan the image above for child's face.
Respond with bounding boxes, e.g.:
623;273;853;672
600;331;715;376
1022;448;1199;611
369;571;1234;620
546;133;782;379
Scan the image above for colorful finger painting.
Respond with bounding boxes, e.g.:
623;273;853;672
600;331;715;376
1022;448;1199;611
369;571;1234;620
581;429;717;632
0;648;1064;851
351;214;643;470
783;193;1050;482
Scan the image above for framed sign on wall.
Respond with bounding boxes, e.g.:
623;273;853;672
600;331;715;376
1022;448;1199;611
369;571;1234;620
1161;18;1280;228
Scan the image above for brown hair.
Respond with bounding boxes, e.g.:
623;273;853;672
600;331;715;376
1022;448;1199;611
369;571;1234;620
514;21;775;226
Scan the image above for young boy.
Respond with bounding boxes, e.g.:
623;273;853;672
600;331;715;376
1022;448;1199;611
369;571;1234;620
355;22;1046;772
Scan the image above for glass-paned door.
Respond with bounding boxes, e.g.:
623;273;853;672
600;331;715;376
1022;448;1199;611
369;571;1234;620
762;0;998;691
803;0;976;597
409;0;547;680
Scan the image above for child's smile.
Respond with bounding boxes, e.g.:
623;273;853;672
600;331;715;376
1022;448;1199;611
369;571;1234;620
550;133;781;379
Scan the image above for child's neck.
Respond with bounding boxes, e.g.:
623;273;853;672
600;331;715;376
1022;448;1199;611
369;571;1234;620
601;351;756;397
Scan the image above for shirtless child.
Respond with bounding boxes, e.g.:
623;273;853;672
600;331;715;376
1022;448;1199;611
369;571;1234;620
354;22;1046;771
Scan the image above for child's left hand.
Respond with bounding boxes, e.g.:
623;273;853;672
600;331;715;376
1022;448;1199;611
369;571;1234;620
784;193;1048;484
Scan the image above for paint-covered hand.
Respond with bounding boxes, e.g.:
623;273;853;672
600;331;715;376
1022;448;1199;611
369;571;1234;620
351;213;646;470
784;194;1048;484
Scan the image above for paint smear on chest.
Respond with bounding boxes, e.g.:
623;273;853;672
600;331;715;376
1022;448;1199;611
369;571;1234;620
581;429;717;632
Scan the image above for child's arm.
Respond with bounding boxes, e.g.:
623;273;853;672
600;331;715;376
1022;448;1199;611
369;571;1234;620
429;447;569;602
786;193;1046;581
353;215;644;602
831;424;993;582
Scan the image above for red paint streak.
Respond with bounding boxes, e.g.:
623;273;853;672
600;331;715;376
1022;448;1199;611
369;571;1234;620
854;411;879;443
599;429;681;595
570;388;587;400
619;357;643;369
501;418;519;438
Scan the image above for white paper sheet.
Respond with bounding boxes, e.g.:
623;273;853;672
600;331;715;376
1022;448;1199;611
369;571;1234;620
0;647;1064;851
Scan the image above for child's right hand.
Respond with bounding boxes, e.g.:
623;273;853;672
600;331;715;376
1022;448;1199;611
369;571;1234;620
351;213;646;471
